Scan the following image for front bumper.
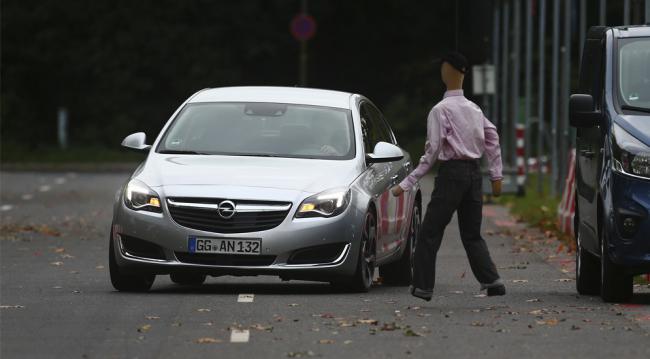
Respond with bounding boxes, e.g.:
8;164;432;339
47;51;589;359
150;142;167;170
112;196;363;281
608;171;650;273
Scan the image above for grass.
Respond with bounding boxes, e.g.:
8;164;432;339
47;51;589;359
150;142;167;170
496;174;575;250
1;144;145;164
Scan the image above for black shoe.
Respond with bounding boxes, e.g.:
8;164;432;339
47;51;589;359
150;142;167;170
410;286;432;302
487;284;506;296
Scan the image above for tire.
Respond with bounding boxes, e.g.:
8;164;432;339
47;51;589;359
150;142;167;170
575;227;600;295
600;225;633;303
109;230;155;292
331;210;377;293
170;273;207;286
379;204;420;286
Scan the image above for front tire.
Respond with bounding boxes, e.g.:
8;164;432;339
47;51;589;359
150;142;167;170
379;203;420;286
331;210;377;292
576;224;600;295
109;230;155;292
600;225;632;303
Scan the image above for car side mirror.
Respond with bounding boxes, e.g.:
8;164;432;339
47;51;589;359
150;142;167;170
570;94;602;128
366;142;404;164
121;132;151;152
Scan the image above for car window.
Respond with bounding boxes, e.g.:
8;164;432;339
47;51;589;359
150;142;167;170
360;102;392;154
157;102;355;160
618;38;650;111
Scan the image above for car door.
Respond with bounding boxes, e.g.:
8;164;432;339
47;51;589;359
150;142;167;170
361;102;405;258
575;29;606;253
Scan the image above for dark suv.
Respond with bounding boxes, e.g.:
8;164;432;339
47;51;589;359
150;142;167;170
570;25;650;303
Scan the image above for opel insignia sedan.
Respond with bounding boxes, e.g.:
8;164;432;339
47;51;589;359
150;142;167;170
110;86;422;292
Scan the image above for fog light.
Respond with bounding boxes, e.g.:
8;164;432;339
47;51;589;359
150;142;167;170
621;217;637;236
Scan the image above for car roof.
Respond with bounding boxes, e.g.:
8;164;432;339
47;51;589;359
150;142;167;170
612;25;650;38
189;86;354;109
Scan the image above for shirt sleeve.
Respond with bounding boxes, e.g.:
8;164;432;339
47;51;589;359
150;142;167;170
483;115;503;181
398;108;443;191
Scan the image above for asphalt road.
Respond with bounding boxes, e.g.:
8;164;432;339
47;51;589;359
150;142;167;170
1;171;649;359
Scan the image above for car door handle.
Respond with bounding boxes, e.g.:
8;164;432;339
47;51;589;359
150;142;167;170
580;150;595;158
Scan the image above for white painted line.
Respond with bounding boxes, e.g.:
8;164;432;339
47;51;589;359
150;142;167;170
230;329;250;343
54;177;66;185
21;194;33;200
0;204;13;211
39;185;51;192
237;294;254;303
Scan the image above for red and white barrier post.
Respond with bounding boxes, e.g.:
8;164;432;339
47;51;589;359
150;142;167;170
516;124;526;196
557;149;577;235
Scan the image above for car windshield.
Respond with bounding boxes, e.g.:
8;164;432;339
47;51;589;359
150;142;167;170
157;102;355;160
618;38;650;111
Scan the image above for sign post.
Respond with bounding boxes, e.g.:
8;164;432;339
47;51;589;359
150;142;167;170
290;1;316;86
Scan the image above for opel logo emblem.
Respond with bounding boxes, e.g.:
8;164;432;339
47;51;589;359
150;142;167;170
217;200;236;219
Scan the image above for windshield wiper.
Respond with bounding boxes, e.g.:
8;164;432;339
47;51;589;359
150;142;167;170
621;104;650;114
158;150;208;155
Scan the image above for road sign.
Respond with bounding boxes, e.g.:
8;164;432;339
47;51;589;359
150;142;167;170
291;13;317;41
472;64;496;95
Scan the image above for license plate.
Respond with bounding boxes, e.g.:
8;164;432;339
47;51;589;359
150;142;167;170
188;237;261;255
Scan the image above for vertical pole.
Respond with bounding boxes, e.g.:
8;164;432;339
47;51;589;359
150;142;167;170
551;0;560;197
299;0;308;86
580;0;586;61
492;1;501;129
646;0;650;24
524;0;533;178
600;0;606;26
624;0;631;25
537;0;547;194
511;0;521;168
560;0;572;195
57;107;68;149
501;0;510;164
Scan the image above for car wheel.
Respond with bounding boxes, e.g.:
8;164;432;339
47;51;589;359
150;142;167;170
379;203;420;286
109;230;155;292
600;225;632;303
170;273;207;286
331;210;377;292
575;225;600;295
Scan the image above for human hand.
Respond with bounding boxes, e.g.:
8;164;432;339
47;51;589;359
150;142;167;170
491;180;502;197
391;185;404;197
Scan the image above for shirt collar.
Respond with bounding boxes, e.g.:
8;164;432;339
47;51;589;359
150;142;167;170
443;89;464;98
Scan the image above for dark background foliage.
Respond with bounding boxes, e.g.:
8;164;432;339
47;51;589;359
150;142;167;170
1;0;493;158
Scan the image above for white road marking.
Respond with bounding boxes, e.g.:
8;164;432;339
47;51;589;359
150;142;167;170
237;294;255;303
54;177;66;185
1;204;13;211
39;185;51;192
230;329;250;343
21;194;33;200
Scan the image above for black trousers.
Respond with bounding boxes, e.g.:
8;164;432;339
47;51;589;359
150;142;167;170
412;159;500;293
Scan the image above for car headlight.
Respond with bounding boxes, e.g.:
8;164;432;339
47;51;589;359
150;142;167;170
124;179;162;213
612;123;650;178
295;188;351;218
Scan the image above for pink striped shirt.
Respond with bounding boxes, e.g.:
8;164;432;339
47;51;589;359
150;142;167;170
399;90;503;191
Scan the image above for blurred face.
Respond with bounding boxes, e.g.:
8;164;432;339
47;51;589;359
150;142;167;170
440;61;464;88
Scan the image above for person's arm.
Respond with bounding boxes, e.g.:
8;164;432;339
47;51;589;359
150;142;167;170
392;108;443;195
483;115;503;196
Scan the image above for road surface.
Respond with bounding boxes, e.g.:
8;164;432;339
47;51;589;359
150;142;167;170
1;171;649;358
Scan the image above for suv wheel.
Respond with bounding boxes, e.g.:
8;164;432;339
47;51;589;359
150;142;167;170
379;204;420;286
576;226;600;295
600;225;632;303
109;230;155;292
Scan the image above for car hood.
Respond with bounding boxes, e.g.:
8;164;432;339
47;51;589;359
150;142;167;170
136;154;362;194
615;114;650;147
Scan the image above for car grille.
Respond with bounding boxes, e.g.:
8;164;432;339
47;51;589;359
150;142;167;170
166;197;292;234
174;252;276;266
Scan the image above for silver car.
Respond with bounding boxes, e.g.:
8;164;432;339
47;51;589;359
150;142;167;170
110;86;422;292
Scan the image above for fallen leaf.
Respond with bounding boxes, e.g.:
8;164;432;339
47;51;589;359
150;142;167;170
195;337;222;344
471;321;485;327
54;248;65;253
288;303;299;307
250;323;273;331
526;298;541;303
0;305;25;309
197;308;211;312
512;279;529;283
404;328;422;337
50;261;64;266
318;339;335;344
137;324;151;333
343;340;353;344
357;319;378;325
381;322;398;331
320;313;335;319
555;278;573;282
145;316;160;320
